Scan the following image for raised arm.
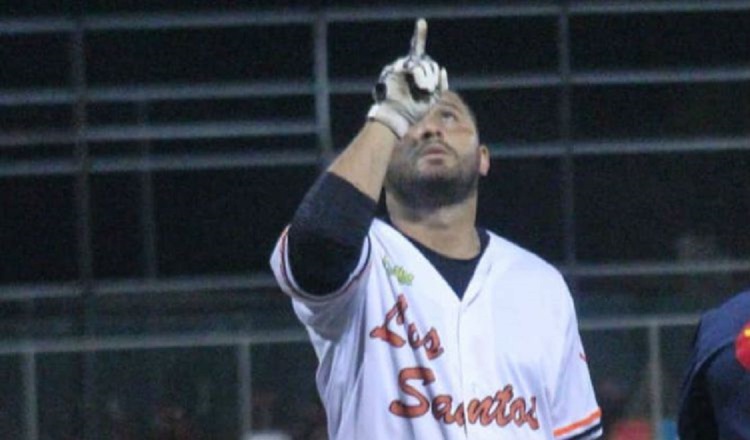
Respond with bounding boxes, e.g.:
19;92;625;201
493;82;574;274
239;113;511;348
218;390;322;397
332;18;448;198
284;19;448;295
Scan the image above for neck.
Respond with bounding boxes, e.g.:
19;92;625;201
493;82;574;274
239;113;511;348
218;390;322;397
387;195;480;259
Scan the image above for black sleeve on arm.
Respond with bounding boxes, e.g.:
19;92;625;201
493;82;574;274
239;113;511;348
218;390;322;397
287;172;378;295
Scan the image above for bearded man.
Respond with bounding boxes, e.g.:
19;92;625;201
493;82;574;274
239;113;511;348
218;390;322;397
270;19;601;440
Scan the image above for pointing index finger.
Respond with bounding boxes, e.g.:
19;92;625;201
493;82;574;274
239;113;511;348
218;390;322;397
409;18;428;58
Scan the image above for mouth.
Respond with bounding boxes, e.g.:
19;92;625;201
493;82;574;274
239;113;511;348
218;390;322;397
418;142;452;157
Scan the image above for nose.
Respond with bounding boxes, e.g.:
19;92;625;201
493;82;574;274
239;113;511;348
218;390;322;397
413;114;443;141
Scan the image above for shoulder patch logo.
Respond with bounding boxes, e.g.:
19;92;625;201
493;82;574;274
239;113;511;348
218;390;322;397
735;321;750;371
382;256;414;286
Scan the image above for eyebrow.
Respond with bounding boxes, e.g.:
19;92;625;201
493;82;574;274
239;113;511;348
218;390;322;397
434;100;466;115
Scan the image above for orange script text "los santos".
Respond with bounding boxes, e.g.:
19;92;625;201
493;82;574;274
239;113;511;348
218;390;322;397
369;294;539;430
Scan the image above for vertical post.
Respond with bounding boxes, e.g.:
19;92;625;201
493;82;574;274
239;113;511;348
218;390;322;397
136;101;164;350
137;102;158;280
135;102;165;407
71;13;93;317
22;352;38;440
70;16;97;440
313;13;333;166
557;3;578;290
237;343;252;438
648;323;663;440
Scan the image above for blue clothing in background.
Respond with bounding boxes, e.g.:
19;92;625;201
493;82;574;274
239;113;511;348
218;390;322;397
677;290;750;440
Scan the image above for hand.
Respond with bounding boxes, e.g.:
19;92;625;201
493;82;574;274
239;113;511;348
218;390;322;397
367;18;449;138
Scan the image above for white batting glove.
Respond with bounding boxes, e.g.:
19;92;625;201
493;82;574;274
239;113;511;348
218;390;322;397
367;19;449;138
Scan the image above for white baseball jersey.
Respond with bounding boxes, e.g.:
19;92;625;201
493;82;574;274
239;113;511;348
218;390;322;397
270;219;602;440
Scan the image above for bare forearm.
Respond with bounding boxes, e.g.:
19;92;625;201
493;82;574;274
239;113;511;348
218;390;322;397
328;120;397;202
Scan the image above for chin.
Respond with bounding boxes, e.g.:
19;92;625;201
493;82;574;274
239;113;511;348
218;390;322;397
417;162;454;176
416;169;452;183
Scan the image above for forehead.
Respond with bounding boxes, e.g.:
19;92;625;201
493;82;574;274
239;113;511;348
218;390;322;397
433;91;470;114
428;91;478;133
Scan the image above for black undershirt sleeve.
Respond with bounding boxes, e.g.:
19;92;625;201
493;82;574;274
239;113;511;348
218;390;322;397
287;172;489;298
287;172;378;295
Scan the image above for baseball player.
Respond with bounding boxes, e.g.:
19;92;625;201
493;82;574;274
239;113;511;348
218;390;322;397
269;19;602;439
677;288;750;439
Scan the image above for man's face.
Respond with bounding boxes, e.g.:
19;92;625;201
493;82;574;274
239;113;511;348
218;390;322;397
385;92;490;209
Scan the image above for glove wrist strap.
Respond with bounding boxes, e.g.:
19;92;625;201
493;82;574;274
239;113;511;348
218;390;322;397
367;104;410;138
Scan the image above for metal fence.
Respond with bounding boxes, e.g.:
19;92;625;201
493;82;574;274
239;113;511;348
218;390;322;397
1;2;749;439
0;314;699;440
2;1;750;300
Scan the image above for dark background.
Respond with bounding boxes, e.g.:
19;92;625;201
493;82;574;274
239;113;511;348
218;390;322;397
1;1;749;439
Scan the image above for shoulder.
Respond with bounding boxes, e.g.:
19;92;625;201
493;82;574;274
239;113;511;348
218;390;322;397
485;230;566;283
368;218;415;250
714;289;750;316
696;289;750;349
677;290;750;439
700;290;750;333
370;217;395;237
687;289;750;384
484;230;574;314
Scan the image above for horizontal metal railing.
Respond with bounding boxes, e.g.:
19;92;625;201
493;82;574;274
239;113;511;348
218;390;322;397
0;314;700;355
0;328;308;356
0;314;701;440
4;65;750;107
3;1;750;36
0;312;700;354
0;273;277;301
2;258;749;301
2;2;748;173
1;136;748;177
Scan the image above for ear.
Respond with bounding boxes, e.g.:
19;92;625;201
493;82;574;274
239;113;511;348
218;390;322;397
478;144;490;176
